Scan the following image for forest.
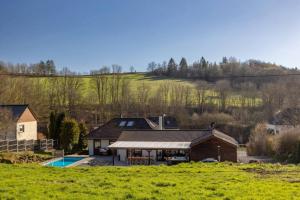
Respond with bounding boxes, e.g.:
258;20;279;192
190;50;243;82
0;57;299;141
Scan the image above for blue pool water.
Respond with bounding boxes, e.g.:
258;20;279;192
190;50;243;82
46;157;85;167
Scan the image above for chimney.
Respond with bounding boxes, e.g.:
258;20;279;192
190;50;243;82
158;116;163;130
210;122;216;130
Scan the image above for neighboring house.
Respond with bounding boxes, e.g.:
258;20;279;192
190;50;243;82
266;108;300;134
88;116;238;162
0;105;38;140
88;117;177;155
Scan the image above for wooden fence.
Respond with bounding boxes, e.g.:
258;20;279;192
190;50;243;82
0;139;54;153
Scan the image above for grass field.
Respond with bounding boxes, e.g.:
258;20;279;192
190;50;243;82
43;73;262;107
0;163;299;199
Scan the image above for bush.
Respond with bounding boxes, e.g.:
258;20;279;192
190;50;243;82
191;112;234;129
273;130;300;163
0;151;52;164
247;124;274;156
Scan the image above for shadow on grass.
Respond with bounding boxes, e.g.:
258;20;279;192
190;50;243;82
137;73;194;83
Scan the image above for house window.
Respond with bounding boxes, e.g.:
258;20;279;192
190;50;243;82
127;121;135;127
119;121;126;127
94;140;101;149
18;124;25;133
133;149;142;157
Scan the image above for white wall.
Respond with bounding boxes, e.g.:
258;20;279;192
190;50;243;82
117;149;127;161
16;121;37;140
88;140;94;155
101;140;110;148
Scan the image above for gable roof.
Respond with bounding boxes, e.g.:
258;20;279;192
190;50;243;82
0;104;37;121
112;129;238;148
88;118;157;140
118;130;211;142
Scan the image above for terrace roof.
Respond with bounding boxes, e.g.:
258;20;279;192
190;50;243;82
108;141;191;150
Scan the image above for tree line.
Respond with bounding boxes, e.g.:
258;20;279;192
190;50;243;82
1;58;300;143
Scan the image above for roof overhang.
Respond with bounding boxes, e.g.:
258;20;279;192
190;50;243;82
108;141;191;150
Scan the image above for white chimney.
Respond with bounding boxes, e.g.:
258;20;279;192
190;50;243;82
158;116;163;130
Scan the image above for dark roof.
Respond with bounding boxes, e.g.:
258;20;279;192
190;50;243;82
117;129;238;146
269;108;300;125
88;118;156;140
0;104;30;120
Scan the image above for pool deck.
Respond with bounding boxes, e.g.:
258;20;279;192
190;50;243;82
42;155;167;167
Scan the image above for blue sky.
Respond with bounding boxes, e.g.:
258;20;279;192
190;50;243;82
0;0;300;72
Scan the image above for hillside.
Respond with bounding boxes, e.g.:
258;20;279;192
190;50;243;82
0;163;299;199
40;73;261;107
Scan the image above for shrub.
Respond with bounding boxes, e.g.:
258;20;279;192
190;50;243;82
247;124;274;156
0;151;52;164
273;130;300;163
193;112;234;129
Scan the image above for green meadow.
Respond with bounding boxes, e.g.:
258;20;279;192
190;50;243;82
0;163;299;199
41;73;262;107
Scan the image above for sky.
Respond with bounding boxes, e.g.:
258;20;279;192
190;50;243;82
0;0;300;72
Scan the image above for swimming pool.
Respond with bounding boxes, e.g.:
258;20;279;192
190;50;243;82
46;157;85;167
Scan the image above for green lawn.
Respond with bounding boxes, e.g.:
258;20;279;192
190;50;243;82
0;163;299;199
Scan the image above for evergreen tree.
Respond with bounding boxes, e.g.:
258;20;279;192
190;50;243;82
55;112;65;142
60;118;80;152
222;57;228;64
200;57;208;79
78;122;88;150
46;60;56;74
48;112;56;139
167;58;177;76
179;57;188;77
48;112;65;144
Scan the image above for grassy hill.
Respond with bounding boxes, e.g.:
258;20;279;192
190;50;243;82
0;163;299;199
44;73;261;107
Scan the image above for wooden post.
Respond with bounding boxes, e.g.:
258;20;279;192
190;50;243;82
16;140;18;152
112;149;115;166
24;140;27;151
6;140;9;152
217;145;221;162
147;150;151;165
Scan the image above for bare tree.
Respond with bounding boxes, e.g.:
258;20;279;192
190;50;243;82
136;82;151;114
216;80;231;112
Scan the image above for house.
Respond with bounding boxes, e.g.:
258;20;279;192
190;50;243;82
266;108;300;134
88;116;238;163
0;105;38;140
108;129;238;163
87;116;178;155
